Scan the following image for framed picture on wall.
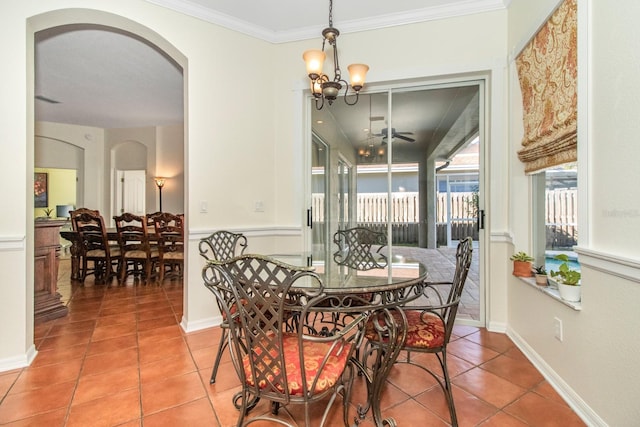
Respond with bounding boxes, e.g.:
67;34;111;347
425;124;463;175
34;172;48;208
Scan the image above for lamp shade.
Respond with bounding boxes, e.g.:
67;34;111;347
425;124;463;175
303;50;326;77
347;63;369;89
56;204;74;218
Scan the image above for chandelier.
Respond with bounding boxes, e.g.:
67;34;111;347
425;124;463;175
303;0;369;110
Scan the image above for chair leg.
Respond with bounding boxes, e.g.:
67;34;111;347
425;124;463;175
210;327;228;384
158;260;165;284
440;349;458;427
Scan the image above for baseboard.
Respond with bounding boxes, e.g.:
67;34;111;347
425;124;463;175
506;327;608;427
180;315;221;334
486;320;507;333
0;344;37;373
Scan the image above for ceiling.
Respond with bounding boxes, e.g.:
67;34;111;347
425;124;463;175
34;0;496;159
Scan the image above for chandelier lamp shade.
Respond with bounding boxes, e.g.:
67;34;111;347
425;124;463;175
303;0;369;110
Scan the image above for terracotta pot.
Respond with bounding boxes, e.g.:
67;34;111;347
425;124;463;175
513;260;533;277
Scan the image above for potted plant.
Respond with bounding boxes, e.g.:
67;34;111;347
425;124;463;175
510;251;534;277
533;265;548;286
550;254;581;302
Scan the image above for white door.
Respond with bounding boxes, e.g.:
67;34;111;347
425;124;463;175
116;170;146;216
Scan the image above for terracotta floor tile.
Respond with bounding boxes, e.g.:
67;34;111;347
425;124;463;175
137;324;183;344
91;322;137;342
0;380;75;424
86;333;138;356
384;397;449;426
184;327;220;351
480;354;544;390
81;346;139;376
37;330;93;351
447;338;500;365
386;361;440;396
453;367;527;408
0;408;67;427
138;335;190;365
137;307;174;322
140;354;197;385
190;345;220;371
46;319;97;337
531;380;568;405
0;371;20;397
415;384;498;426
143;397;217;427
141;371;206;415
10;359;83;393
464;329;515;353
94;312;137;328
30;343;87;368
199;364;241;395
66;387;141;427
137;314;178;331
72;365;139;405
452;325;480;338
504;391;586;426
478;410;530;426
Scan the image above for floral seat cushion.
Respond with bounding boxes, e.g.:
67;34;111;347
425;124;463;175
365;310;445;349
242;333;352;396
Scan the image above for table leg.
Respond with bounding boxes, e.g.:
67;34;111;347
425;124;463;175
353;307;407;427
68;238;81;280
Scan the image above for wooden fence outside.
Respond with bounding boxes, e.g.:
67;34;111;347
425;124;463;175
312;189;577;248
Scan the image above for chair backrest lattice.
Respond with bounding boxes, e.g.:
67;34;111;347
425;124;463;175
438;237;473;344
203;255;323;400
333;227;388;270
199;230;247;261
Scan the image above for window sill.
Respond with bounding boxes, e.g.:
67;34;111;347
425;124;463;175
516;276;582;311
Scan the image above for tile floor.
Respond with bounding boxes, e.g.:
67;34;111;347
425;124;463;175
0;259;585;426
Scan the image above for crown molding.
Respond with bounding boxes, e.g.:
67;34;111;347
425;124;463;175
146;0;508;44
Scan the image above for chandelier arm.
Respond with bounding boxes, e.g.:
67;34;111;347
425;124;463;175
343;80;360;106
314;96;325;111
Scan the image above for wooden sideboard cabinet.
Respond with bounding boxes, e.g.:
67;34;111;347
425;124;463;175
34;219;68;322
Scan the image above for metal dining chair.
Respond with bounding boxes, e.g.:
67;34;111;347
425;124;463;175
333;226;388;270
198;230;248;384
364;237;473;426
202;254;367;427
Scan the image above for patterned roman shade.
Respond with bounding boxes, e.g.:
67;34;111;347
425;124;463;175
516;0;577;174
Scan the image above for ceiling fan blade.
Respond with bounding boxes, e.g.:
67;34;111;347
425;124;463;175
395;134;416;142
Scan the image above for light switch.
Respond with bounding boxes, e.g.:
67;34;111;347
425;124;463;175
200;200;208;213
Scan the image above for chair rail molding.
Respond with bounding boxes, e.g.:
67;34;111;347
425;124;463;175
0;235;26;251
574;246;640;284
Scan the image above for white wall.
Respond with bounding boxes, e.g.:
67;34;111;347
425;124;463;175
507;1;640;425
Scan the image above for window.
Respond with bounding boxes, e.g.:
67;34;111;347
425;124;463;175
532;163;579;272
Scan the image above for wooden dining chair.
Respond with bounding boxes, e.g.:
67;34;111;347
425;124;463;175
71;210;120;283
153;212;184;283
113;213;159;284
198;230;248;384
202;254;367;427
364;237;473;426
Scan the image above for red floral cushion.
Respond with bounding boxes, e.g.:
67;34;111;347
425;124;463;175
242;333;352;396
365;310;445;349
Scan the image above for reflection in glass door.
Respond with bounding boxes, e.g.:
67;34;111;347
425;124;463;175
337;158;352;230
311;134;329;257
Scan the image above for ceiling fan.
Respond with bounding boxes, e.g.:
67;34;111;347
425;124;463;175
376;127;415;143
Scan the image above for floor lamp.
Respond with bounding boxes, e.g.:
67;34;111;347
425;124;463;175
154;177;166;212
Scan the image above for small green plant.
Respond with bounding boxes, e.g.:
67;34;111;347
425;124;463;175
550;254;581;285
510;251;534;262
43;208;54;217
533;265;547;275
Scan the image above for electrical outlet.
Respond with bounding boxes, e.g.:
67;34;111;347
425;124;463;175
553;317;563;341
254;201;264;212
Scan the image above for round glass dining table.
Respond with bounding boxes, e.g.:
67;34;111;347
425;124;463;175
271;251;428;427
